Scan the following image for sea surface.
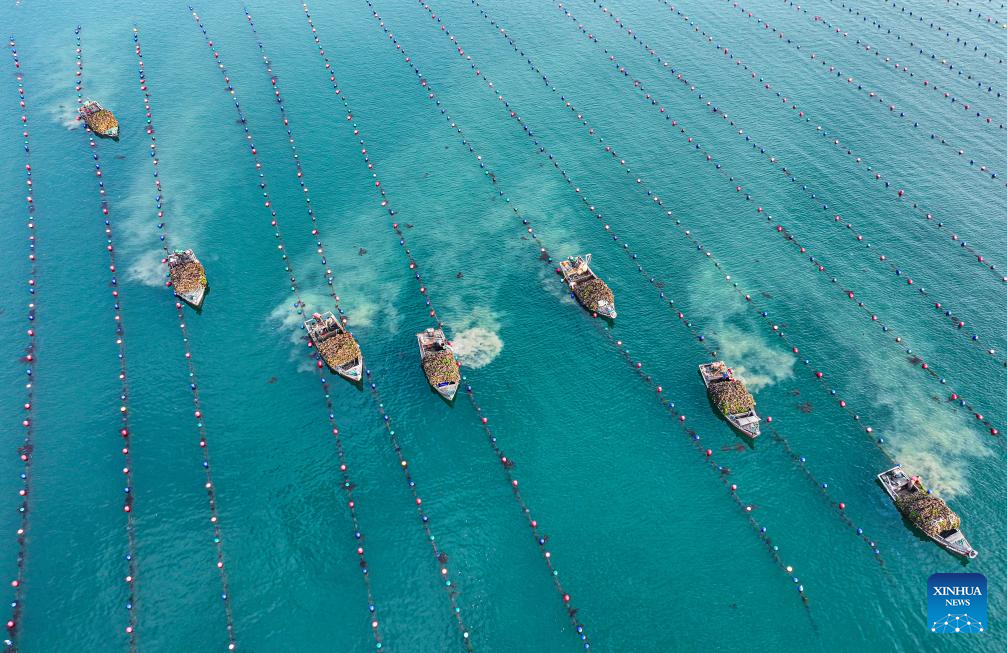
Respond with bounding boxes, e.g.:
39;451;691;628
2;0;1006;650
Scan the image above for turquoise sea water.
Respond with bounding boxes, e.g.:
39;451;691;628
2;0;1007;650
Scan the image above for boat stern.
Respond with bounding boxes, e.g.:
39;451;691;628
337;358;364;383
596;302;617;319
436;381;459;402
177;286;206;309
942;529;979;559
730;412;761;439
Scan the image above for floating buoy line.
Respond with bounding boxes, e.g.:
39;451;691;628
75;27;140;649
654;0;1007;286
549;1;1005;435
409;0;884;564
814;0;1005;101
425;0;999;468
605;325;831;602
242;9;501;646
605;332;816;605
189;6;484;647
4;37;37;653
300;3;590;643
131;27;238;651
187;9;397;648
713;0;1006;188
456;0;996;462
237;8;484;646
370;1;815;603
583;3;1007;371
383;0;868;595
784;0;1005;127
942;0;1006;29
878;0;1007;63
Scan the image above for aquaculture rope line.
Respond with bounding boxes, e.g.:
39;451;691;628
814;0;1005;101
374;0;821;601
75;26;139;650
411;0;883;563
782;0;1005;127
237;8;481;647
549;0;1005;435
605;324;834;601
467;0;976;482
4;37;37;653
653;0;1007;287
602;329;815;604
941;0;1006;29
299;3;594;646
710;0;1006;188
875;0;1007;64
433;0;989;476
131;27;238;651
244;8;504;646
584;3;1007;373
190;7;470;647
372;0;814;603
188;9;398;649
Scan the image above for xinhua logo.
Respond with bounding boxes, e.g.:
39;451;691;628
928;573;987;633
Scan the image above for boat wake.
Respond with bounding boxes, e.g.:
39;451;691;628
269;296;317;338
57;108;80;131
893;448;970;498
128;249;166;288
538;266;577;305
270;293;336;374
344;297;401;335
453;327;503;369
868;366;993;497
715;326;794;392
449;307;503;369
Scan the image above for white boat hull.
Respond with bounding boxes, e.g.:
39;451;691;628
595;304;617;319
176;285;206;309
435;382;459;401
560;254;617;318
335;359;364;383
726;413;761;439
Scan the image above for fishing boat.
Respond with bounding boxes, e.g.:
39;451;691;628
79;100;119;138
559;254;617;318
417;328;459;401
698;362;761;438
877;465;977;559
305;312;363;382
166;249;207;308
